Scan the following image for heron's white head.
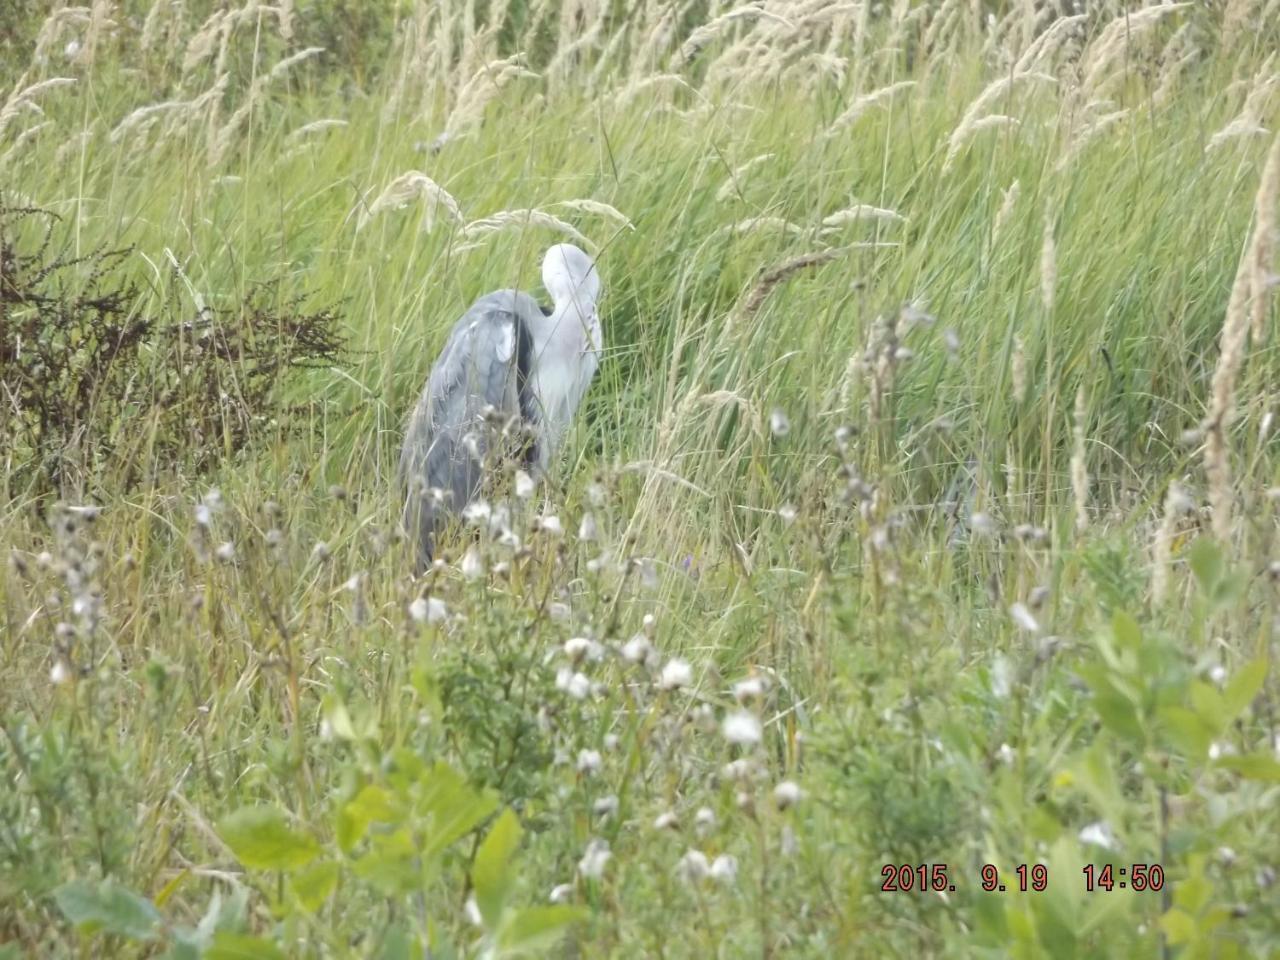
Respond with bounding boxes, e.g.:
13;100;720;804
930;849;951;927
542;243;600;314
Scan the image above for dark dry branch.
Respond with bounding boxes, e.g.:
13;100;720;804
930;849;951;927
0;205;345;497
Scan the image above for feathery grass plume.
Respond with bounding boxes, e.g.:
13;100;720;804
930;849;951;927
1081;4;1189;98
1071;385;1089;533
1012;14;1086;75
922;0;964;56
444;56;539;140
1151;481;1194;604
613;73;697;109
824;80;915;136
588;20;632;94
716;153;775;202
460;209;594;249
285;118;349;144
1223;0;1266;50
109;100;189;143
358;171;464;232
553;199;634;231
31;6;90;67
713;216;807;240
1251;136;1279;342
182;10;228;74
632;4;678;76
735;249;843;328
209;46;325;165
0;122;50;172
1056;109;1129;172
1204;134;1280;541
1206;60;1278;153
78;0;115;68
993;179;1020;241
820;203;906;228
944;72;1054;170
546;17;606;95
140;0;176;54
1040;212;1057;312
680;6;793;64
1011;335;1028;406
0;77;76;140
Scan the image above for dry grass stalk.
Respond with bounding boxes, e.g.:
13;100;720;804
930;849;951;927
713;216;806;240
944;71;1054;169
1081;4;1189;98
1250;135;1279;341
0;77;76;140
821;204;906;228
1013;14;1085;75
1204;134;1280;541
1011;335;1027;406
460;209;594;249
1206;60;1278;153
209;47;325;165
445;56;540;139
993;179;1021;241
359;172;464;232
1040;212;1056;313
32;6;91;67
680;6;791;64
553;199;634;231
614;73;697;109
0;122;50;172
737;249;843;325
824;81;916;135
1056;108;1129;172
1151;482;1194;604
716;153;775;202
1071;385;1089;533
182;10;228;74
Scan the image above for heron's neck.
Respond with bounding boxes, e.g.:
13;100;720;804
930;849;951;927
536;296;597;354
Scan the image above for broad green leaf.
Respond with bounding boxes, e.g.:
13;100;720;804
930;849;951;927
161;938;201;960
1213;753;1280;782
352;827;421;895
217;807;320;872
376;923;415;960
1188;681;1227;733
289;860;339;912
1187;537;1222;593
1222;656;1268;721
416;763;499;859
206;932;286;960
496;905;586;956
473;808;522;927
322;694;357;741
1071;741;1122;821
1079;667;1143;743
54;878;161;940
1159;908;1196;946
1157;706;1215;760
1110;610;1141;652
338;784;403;853
153;868;188;908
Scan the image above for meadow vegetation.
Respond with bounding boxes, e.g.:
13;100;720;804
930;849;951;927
1;0;1279;956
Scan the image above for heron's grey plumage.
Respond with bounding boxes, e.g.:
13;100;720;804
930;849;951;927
399;290;542;569
399;243;602;572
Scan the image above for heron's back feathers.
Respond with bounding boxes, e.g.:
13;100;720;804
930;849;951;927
399;291;540;571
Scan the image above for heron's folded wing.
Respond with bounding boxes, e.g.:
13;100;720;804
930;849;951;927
399;292;538;519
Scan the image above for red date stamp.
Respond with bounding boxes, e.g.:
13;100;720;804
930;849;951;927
879;863;1047;893
881;862;1167;893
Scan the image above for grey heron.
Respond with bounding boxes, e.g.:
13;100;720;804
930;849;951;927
399;243;602;570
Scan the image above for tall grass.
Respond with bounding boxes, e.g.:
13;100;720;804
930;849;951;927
2;1;1278;956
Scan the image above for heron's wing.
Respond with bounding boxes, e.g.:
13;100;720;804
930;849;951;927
399;291;541;567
